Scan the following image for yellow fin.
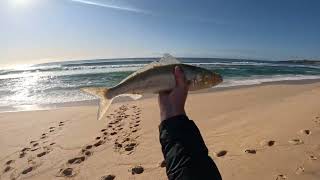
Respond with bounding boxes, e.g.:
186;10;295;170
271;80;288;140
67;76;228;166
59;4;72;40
81;87;112;121
117;94;142;100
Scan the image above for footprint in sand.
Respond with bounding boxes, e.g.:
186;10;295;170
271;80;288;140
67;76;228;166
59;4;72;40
36;151;49;157
19;151;26;158
21;166;33;175
276;174;287;180
215;150;227;157
309;155;317;160
3;166;12;173
31;147;40;152
313;117;320;124
57;104;142;176
94;140;105;147
124;142;137;152
260;140;276;147
288;138;303;145
59;121;65;127
159;160;166;168
295;166;304;175
131;166;144;175
83;150;93;157
5;160;14;165
110;132;117;136
57;168;77;177
68;156;85;164
299;129;311;135
244;149;257;154
100;175;116;180
2;121;67;179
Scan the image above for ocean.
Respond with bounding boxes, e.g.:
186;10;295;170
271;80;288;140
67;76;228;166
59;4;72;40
1;58;320;111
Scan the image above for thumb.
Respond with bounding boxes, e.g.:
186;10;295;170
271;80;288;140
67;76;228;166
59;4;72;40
174;66;186;87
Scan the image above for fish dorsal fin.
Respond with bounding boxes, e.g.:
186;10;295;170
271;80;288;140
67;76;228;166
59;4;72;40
119;54;181;84
158;53;182;65
139;54;181;71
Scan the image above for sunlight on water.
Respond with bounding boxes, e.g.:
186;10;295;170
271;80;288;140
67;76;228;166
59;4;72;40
0;58;320;111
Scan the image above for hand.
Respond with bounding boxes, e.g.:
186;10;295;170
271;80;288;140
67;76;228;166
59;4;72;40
158;66;189;121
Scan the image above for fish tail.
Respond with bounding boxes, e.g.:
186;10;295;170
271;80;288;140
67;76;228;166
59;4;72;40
81;87;113;121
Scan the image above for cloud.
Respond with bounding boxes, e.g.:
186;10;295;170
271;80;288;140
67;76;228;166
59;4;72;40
70;0;149;14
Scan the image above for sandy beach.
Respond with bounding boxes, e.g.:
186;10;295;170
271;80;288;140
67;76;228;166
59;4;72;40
1;82;320;180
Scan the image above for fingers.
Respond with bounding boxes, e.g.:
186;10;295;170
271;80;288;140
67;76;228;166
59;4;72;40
174;66;186;87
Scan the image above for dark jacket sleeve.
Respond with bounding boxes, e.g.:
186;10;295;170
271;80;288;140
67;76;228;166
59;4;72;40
159;115;222;180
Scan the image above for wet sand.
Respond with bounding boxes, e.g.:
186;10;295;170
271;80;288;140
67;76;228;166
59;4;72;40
1;82;320;180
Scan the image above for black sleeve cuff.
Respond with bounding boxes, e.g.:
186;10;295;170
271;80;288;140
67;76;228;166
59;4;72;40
159;115;209;157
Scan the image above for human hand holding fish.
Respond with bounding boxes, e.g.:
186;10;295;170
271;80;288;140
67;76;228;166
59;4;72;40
81;54;222;121
158;66;188;121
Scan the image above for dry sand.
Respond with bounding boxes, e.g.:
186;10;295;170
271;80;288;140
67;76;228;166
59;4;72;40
1;82;320;180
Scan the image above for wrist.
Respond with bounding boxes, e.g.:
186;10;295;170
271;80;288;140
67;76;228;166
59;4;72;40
160;109;186;121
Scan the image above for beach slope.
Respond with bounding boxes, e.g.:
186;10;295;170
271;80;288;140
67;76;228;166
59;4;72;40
1;82;320;180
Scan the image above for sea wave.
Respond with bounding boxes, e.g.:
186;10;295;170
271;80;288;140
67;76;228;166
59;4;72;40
218;75;320;88
1;58;320;109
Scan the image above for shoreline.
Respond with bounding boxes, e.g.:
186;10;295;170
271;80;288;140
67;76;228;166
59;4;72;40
1;78;320;113
1;79;320;180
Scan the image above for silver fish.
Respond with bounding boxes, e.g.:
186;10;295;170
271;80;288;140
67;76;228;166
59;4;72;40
81;54;222;120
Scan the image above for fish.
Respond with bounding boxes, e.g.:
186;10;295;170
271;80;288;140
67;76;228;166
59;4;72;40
81;54;223;120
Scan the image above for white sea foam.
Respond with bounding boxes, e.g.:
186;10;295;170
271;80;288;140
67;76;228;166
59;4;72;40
1;59;320;110
217;75;320;88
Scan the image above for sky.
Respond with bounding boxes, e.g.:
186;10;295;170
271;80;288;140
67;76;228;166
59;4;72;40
1;0;320;66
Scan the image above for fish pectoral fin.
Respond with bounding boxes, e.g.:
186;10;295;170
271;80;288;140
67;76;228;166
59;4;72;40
117;94;142;100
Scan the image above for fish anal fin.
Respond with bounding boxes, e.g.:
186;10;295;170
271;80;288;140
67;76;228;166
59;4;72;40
117;94;142;100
